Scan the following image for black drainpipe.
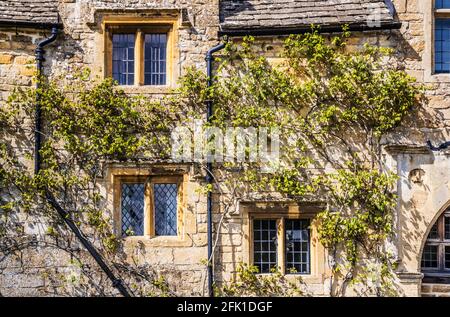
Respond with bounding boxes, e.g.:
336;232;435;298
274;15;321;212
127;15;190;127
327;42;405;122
35;27;131;297
205;41;226;297
35;27;58;174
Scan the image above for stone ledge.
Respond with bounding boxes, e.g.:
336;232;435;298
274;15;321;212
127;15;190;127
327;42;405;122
396;271;424;283
384;144;430;154
422;283;450;294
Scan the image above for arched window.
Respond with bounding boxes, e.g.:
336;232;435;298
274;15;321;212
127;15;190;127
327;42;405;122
421;210;450;283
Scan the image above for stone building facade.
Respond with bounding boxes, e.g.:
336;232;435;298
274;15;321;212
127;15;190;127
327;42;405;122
0;0;450;297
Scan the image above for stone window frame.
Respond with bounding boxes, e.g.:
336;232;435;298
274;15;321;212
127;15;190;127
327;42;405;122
101;15;180;93
115;174;182;237
250;215;311;275
107;166;192;247
424;0;450;82
241;202;326;281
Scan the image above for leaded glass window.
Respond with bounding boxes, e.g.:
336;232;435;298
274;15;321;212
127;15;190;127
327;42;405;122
445;217;450;239
422;245;439;268
154;183;178;236
446;246;450;269
421;210;450;275
112;34;135;85
435;19;450;73
144;34;167;85
429;222;439;240
285;219;310;274
121;183;144;237
107;25;172;86
252;217;312;275
253;219;277;273
118;175;181;239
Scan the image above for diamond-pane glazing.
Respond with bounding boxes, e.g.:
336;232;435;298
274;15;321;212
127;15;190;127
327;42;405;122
121;183;144;237
154;183;178;236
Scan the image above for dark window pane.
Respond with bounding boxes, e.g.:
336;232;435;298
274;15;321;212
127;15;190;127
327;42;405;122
286;219;310;274
435;19;450;74
154;183;178;236
446;246;450;269
144;33;167;85
428;222;439;240
436;0;450;9
445;217;450;240
421;245;439;268
253;219;277;273
112;34;135;85
121;183;144;236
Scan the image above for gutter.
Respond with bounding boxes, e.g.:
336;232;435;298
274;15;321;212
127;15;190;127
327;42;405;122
34;27;132;297
205;41;226;297
0;20;63;30
218;21;402;37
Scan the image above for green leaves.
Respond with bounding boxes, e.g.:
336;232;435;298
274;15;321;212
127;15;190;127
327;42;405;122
217;263;302;297
178;29;420;295
0;71;178;265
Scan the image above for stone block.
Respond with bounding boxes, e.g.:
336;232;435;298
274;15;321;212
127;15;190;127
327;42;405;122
18;65;36;77
0;54;13;64
14;56;34;65
431;284;450;293
173;247;207;265
191;233;207;247
393;0;407;13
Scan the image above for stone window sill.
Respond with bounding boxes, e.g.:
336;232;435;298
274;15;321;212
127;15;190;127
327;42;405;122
425;73;450;83
117;85;175;95
122;235;192;247
256;273;323;284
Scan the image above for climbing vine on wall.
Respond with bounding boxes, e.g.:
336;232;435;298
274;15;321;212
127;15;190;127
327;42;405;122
0;28;423;296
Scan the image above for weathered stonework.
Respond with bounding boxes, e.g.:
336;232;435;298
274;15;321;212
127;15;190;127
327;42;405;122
1;0;450;297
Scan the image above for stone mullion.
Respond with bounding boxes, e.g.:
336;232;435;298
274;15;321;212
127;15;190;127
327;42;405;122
135;29;144;86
